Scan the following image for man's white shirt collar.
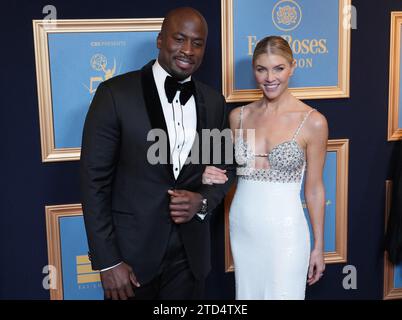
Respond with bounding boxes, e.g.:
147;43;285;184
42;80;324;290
152;59;192;87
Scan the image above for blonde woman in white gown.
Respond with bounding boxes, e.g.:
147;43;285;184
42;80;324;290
203;36;327;300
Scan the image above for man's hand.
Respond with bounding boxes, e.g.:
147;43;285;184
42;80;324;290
168;190;203;224
100;262;140;300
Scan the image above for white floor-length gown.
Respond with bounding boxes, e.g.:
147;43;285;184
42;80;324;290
230;106;315;300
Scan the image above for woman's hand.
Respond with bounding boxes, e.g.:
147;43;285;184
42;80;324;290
307;248;325;286
202;166;228;185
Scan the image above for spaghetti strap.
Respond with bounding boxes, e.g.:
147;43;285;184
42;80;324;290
239;106;245;129
292;109;315;140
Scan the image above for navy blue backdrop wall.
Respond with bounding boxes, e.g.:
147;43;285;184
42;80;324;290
0;0;400;299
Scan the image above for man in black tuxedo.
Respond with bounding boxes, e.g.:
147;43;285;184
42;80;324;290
80;7;235;300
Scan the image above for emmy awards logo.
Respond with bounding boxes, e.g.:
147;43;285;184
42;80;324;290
84;53;117;95
272;0;302;32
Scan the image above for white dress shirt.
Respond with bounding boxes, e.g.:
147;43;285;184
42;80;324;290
152;60;197;178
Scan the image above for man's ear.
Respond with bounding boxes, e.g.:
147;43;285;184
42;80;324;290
157;32;162;49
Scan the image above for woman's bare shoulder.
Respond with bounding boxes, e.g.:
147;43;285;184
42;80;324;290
229;101;259;123
295;100;315;113
304;107;328;138
229;106;242;118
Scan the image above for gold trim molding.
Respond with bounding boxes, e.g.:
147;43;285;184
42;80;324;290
388;13;402;141
383;181;402;299
221;0;351;102
33;19;163;162
45;203;83;300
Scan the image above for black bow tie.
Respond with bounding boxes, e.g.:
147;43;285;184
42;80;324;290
164;76;195;105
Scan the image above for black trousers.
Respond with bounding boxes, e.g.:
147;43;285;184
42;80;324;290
131;224;204;300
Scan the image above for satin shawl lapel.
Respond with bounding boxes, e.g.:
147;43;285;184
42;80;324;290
140;60;173;178
194;81;207;136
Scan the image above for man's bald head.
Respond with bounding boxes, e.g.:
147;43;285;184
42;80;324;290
157;7;208;80
161;7;208;37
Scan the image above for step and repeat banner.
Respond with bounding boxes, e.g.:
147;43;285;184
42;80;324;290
221;0;351;102
32;1;402;300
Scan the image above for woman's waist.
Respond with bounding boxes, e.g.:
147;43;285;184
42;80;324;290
235;178;302;195
236;167;304;185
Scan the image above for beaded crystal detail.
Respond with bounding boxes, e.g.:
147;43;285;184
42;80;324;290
235;139;305;183
235;106;314;183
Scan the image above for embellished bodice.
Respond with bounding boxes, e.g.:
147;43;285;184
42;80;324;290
235;106;315;183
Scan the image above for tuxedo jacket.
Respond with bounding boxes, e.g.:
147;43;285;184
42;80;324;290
80;60;236;284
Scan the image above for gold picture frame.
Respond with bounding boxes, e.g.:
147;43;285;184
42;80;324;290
224;139;349;272
33;19;163;162
388;12;402;141
45;203;102;300
383;181;402;299
46;204;83;300
221;0;351;102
